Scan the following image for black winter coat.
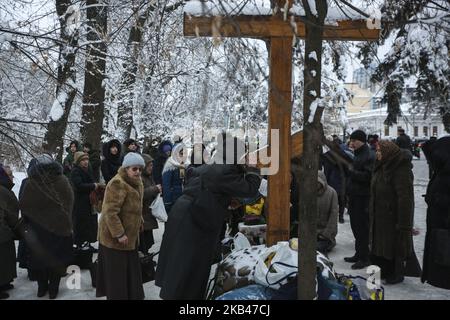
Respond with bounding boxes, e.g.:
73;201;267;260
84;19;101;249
70;165;98;245
101;139;122;184
369;149;421;277
19;161;74;271
422;137;450;289
155;164;261;300
153;140;173;185
396;134;412;151
347;144;375;196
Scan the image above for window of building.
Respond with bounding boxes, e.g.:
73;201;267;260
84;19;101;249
433;126;438;137
384;125;390;137
414;126;419;137
423;126;428;137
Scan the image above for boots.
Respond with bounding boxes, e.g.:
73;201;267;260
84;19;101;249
48;271;61;299
37;280;48;298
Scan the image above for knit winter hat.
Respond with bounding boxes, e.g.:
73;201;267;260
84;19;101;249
122;152;145;168
377;140;400;162
74;151;89;165
350;130;367;143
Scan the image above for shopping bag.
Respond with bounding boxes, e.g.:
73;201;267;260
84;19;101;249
150;194;168;222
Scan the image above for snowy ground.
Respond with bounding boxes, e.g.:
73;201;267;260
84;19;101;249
6;154;450;300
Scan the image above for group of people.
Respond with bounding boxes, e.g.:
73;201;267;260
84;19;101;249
1;127;449;300
0;135;189;299
319;128;450;289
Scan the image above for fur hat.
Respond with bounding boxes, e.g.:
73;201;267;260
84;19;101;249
350;130;367;143
74;151;89;165
122;152;145;168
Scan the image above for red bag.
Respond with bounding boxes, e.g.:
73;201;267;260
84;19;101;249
89;187;105;213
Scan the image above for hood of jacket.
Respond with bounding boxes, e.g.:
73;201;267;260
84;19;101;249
103;139;122;164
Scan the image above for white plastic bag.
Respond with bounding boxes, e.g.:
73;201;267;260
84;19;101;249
254;242;298;289
150;194;168;222
233;232;251;251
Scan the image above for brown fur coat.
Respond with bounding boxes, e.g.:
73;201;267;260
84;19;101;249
98;167;144;251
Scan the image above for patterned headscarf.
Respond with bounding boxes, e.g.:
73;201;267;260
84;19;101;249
377;140;400;163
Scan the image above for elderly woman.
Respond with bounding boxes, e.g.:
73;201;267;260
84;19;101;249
96;152;146;300
369;140;421;284
19;155;74;299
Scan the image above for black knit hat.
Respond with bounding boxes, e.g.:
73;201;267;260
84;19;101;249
350;130;367;143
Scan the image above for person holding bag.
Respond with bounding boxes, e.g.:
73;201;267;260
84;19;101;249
140;154;161;254
96;152;146;300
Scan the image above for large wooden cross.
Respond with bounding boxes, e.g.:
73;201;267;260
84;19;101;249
184;0;379;246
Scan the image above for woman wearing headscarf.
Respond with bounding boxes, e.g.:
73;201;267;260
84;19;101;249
19;155;74;299
421;136;450;289
369;140;421;284
101;139;122;185
96;152;146;300
70;151;102;250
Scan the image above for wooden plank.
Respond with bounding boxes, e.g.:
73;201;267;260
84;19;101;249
266;37;292;246
184;14;380;41
253;131;303;169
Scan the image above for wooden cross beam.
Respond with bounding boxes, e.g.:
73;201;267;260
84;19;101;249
184;1;379;246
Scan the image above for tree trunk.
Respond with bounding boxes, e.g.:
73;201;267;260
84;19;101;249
298;0;327;300
42;0;79;162
80;0;108;151
116;2;149;141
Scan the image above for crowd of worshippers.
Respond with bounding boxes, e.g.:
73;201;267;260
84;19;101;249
0;129;449;300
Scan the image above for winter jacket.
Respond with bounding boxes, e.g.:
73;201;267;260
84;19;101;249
396;134;412;151
141;154;159;231
422;137;450;289
87;149;101;182
98;167;144;251
70;165;98;245
153;140;173;185
347;144;375;197
0;170;18;286
162;156;185;212
101;139;122;184
369;149;420;277
155;164;261;300
317;172;338;249
19;160;74;270
63;140;82;177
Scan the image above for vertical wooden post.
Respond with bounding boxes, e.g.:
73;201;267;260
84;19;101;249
266;37;292;246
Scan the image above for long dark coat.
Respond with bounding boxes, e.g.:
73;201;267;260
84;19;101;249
369;149;421;277
0;177;19;286
19;161;74;271
142;172;159;231
101;139;122;184
422;137;450;289
155;164;261;300
70;165;98;245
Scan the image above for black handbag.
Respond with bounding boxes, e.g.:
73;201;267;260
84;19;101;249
140;252;156;284
431;228;450;267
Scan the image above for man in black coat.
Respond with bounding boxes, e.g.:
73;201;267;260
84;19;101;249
396;128;412;152
155;135;261;300
344;130;375;269
422;136;450;289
